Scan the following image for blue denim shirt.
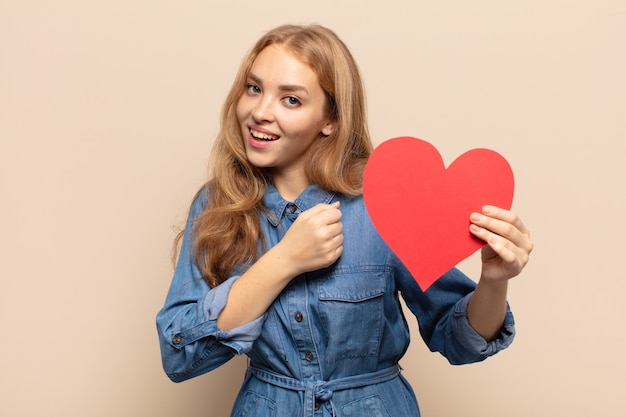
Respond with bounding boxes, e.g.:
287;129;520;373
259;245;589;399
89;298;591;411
156;184;515;417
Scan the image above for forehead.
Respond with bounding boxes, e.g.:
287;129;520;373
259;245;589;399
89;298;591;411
249;44;320;88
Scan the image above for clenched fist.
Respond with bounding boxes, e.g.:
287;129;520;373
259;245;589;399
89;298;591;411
277;201;344;275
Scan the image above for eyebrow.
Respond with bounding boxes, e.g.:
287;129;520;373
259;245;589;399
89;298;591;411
248;72;310;95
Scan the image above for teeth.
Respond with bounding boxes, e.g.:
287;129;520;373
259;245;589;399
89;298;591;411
250;129;279;141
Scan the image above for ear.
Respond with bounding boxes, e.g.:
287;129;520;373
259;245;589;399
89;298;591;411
321;119;335;137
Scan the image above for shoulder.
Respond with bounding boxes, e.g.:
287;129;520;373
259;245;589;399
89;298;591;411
336;192;365;209
336;193;371;222
337;193;391;254
187;182;212;219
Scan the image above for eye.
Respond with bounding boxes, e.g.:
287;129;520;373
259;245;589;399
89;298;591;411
245;83;261;95
283;96;301;107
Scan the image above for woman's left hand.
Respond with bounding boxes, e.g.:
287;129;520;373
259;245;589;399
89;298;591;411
469;206;533;283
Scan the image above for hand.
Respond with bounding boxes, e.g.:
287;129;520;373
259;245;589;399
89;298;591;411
216;202;342;331
469;206;533;283
278;202;344;275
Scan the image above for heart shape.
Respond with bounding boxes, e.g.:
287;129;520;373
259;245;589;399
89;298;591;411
363;136;514;291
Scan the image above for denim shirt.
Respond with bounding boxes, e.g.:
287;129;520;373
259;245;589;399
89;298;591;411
156;184;515;417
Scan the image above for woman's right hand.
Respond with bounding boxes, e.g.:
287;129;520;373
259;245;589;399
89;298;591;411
278;201;344;276
217;202;343;330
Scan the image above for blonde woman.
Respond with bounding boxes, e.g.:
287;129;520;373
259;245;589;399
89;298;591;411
157;24;532;417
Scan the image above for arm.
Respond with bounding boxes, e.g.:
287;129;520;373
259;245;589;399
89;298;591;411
156;191;252;382
467;205;533;340
395;209;530;365
156;193;344;382
217;201;344;330
398;263;515;365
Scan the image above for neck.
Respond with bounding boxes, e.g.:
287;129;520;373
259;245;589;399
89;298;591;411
271;171;310;202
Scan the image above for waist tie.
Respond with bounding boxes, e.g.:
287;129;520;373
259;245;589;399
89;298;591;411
248;364;401;417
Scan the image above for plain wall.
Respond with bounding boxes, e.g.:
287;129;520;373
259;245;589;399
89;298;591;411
1;0;625;416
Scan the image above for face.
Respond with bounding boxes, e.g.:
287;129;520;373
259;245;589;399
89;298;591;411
236;44;335;181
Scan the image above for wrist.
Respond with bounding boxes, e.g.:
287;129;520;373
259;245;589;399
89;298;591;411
478;273;509;291
267;242;303;280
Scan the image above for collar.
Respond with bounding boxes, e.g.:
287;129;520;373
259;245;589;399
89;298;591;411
263;183;336;227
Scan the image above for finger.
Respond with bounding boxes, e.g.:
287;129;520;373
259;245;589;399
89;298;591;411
329;232;344;250
474;224;530;269
470;211;532;253
302;203;342;226
470;213;518;242
487;233;520;262
318;232;344;267
490;236;529;274
322;222;343;240
481;206;530;236
319;203;342;224
470;221;523;255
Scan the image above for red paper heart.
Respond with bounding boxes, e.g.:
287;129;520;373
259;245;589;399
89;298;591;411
363;136;514;291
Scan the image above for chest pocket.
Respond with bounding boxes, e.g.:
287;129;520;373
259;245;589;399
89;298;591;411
315;266;387;363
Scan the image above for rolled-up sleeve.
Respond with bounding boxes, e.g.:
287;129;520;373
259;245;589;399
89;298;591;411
203;276;266;353
448;292;515;360
164;276;266;353
397;260;516;365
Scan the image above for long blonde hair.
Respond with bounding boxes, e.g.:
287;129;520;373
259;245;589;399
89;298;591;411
191;24;372;287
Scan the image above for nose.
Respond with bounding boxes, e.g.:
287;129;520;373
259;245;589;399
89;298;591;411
252;96;274;123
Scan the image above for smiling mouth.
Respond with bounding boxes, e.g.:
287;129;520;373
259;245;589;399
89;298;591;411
250;128;280;141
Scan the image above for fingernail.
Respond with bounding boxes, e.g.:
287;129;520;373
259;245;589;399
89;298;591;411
469;224;480;232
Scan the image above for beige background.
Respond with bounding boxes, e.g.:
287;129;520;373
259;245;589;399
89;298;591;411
1;0;624;416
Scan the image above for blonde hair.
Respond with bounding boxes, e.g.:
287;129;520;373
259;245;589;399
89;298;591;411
191;24;372;287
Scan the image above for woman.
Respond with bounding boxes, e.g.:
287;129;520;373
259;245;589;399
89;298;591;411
156;24;533;416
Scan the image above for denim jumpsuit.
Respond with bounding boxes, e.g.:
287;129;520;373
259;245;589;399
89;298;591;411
156;184;515;416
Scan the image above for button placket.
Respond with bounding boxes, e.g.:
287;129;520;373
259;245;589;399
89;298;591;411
286;277;319;378
280;201;321;378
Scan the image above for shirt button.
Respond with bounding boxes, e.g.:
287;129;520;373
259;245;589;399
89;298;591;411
288;204;297;213
172;334;183;345
294;311;303;322
305;351;314;362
